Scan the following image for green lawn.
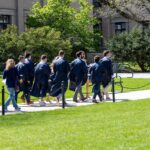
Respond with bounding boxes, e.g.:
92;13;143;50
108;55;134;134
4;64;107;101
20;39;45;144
0;78;150;104
0;99;150;150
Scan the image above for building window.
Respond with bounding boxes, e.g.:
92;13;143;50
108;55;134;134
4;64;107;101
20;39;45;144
93;18;103;50
142;23;149;32
93;0;101;8
0;15;11;30
115;22;126;34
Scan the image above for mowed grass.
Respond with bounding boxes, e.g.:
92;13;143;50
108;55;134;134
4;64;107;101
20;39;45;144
0;99;150;150
0;78;150;104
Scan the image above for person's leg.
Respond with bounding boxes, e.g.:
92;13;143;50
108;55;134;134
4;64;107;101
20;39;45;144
60;80;67;103
98;93;102;101
5;88;13;110
15;91;20;103
73;87;79;102
39;83;45;102
55;93;62;105
96;83;102;101
24;87;32;104
19;82;25;102
11;88;20;110
86;79;90;98
73;83;81;102
104;83;111;99
20;93;25;102
92;83;100;103
78;84;85;100
23;81;33;104
92;84;97;100
24;93;31;104
39;82;47;106
92;93;97;100
98;87;102;102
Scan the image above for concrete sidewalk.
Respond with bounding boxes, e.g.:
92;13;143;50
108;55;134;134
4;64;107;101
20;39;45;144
0;89;150;115
118;73;150;78
111;90;150;102
0;100;94;115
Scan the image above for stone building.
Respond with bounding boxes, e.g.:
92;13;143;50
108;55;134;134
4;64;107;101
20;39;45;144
0;0;146;48
0;0;45;32
92;0;146;49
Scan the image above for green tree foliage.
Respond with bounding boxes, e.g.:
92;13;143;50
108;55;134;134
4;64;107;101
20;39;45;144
107;28;150;72
0;25;20;69
26;0;101;52
0;25;72;69
98;0;150;27
18;26;72;61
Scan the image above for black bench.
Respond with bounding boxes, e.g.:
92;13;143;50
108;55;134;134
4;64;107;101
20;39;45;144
112;63;134;93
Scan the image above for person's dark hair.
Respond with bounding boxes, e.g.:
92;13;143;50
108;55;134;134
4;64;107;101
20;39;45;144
24;51;31;58
103;50;111;57
59;50;64;56
76;51;83;57
94;56;100;63
41;55;47;60
18;55;25;61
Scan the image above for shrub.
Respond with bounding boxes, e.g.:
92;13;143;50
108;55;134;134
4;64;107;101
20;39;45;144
0;25;72;70
107;28;150;72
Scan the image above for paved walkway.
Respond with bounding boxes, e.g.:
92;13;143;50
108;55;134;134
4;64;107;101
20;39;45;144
0;73;150;115
0;89;150;115
0;100;94;115
118;73;150;78
112;90;150;102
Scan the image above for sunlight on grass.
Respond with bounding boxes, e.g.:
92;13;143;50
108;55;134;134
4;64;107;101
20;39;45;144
0;99;150;150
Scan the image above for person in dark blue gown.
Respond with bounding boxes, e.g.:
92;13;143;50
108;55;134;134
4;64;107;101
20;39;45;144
15;55;34;105
50;50;70;104
31;55;51;106
89;56;105;103
24;52;34;87
69;51;88;102
101;50;113;100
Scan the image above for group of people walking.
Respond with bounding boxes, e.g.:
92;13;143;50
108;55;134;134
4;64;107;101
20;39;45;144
3;50;113;111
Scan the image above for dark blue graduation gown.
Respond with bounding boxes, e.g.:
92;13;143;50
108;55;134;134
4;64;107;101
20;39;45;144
15;62;29;81
24;58;34;85
50;57;70;97
31;62;51;97
101;57;113;87
69;58;88;88
15;62;30;91
89;62;105;84
89;62;105;96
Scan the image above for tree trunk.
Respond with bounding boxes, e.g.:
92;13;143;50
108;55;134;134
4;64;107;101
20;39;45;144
137;61;147;72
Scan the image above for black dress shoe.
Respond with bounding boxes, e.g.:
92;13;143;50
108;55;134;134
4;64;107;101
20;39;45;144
73;100;80;103
92;100;99;103
99;97;103;102
80;97;87;102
